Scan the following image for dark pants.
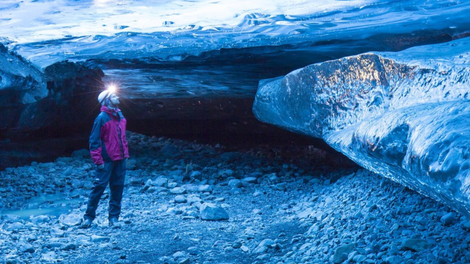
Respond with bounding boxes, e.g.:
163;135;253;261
84;159;126;221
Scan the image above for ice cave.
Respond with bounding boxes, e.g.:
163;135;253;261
2;1;470;263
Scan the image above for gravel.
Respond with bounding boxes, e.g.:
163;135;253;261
1;132;469;264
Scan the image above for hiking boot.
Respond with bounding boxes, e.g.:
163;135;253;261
80;218;93;229
109;217;119;227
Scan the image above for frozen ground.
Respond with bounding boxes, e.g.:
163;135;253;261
1;132;470;264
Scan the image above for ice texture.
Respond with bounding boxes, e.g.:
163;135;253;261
253;38;470;215
0;44;102;133
1;0;470;69
0;44;47;105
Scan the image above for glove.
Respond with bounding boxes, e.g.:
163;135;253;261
97;164;105;170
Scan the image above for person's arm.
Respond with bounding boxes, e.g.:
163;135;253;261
123;133;130;159
89;114;104;167
120;112;130;159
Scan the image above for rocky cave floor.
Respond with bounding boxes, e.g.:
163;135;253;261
1;132;470;264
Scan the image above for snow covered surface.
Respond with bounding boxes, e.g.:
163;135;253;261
253;38;470;216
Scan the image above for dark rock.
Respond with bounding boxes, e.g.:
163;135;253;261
71;149;90;158
440;212;457;226
62;244;77;251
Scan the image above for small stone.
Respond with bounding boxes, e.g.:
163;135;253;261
232;241;242;249
253;239;276;254
62;244;77;251
187;194;202;204
240;245;250;253
198;185;213;192
5;258;19;264
253;209;262;215
167;207;183;215
41;251;57;262
463;221;470;231
243;177;258;184
173;251;186;258
440;212;456;226
187;246;199;255
190;171;202;180
22;246;35;253
256;254;270;260
170;187;187;194
401;239;429;252
91;235;111;243
126;159;137;170
352;254;366;262
71;149;90;158
168;182;178;188
179;258;190;264
6;222;24;232
58;213;82;226
30;215;49;224
200;203;229;221
228;179;242;188
333;244;356;264
44;242;63;249
174;195;187;203
153;177;168;187
384;255;404;264
218;169;234;178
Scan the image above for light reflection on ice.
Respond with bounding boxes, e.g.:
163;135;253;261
252;38;470;215
1;0;469;69
0;0;375;43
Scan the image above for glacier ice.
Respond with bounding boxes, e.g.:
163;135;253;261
0;44;47;102
0;44;48;130
0;45;103;134
253;38;470;215
2;0;470;69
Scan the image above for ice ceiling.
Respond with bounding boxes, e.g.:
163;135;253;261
2;0;469;69
2;0;469;107
2;1;470;215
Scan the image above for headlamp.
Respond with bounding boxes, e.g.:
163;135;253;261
98;84;119;104
107;84;117;94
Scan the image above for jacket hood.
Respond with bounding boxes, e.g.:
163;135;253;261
101;105;120;115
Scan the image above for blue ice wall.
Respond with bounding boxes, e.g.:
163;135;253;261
253;38;470;215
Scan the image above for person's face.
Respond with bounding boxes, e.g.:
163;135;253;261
109;93;120;105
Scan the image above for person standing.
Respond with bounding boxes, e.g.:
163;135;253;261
81;87;129;228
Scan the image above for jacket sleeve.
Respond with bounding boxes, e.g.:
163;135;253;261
123;135;130;159
89;114;104;165
123;120;130;159
120;112;130;159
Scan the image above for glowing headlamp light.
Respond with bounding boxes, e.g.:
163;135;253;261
98;84;118;104
107;84;117;94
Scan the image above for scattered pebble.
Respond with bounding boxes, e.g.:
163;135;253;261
0;132;467;263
